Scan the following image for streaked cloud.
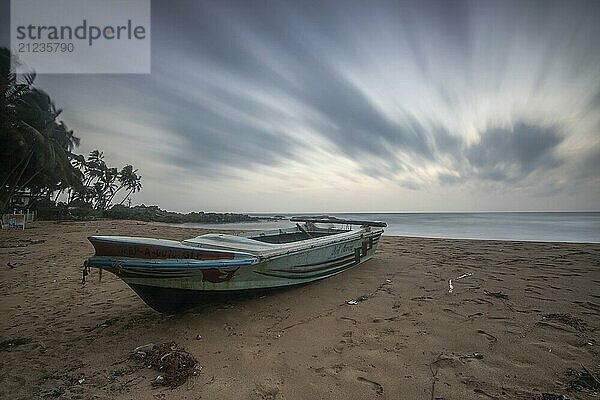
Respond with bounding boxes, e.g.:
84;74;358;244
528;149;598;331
1;0;598;211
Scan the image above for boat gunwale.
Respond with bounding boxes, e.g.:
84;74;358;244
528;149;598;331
88;235;247;252
183;227;383;259
260;228;383;262
87;257;257;269
86;229;383;270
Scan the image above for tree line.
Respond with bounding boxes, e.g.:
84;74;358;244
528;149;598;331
0;48;142;215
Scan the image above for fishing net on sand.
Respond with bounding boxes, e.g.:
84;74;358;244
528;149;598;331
143;342;198;387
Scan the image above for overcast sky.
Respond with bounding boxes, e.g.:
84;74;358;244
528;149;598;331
2;0;599;212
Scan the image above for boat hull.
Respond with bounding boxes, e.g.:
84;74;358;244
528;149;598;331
126;283;303;313
85;229;382;312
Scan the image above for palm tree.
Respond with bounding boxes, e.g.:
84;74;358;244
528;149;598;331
72;151;142;210
117;165;142;206
0;48;36;212
1;48;83;212
84;150;106;185
72;150;107;208
95;166;118;210
66;153;87;203
4;89;82;208
18;91;82;198
2;48;144;215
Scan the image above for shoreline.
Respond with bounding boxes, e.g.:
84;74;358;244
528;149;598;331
1;220;599;399
157;219;600;245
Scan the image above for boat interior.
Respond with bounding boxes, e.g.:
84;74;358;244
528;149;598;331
182;217;385;253
247;224;350;244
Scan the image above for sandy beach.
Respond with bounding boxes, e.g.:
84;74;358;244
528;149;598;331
0;220;598;399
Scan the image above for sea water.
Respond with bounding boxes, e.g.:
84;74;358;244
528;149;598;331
172;212;600;243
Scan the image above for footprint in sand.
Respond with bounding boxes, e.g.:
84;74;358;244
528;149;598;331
251;381;281;400
357;376;384;396
477;329;498;344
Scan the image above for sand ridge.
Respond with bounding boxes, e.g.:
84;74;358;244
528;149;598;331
0;220;598;399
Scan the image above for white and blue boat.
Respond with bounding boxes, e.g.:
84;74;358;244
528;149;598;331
85;216;386;312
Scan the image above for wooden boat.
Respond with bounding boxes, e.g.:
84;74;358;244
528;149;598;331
84;216;386;312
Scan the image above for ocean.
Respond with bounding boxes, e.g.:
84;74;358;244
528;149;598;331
173;212;600;243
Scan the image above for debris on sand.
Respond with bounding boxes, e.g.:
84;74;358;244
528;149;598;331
542;314;588;332
529;394;569;400
0;338;32;351
566;365;600;392
483;290;509;300
346;295;370;305
134;341;199;388
448;272;473;293
131;343;154;358
0;238;45;248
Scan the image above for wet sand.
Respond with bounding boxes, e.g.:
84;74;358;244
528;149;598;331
0;220;599;399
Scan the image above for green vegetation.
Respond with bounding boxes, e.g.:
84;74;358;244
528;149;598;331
1;47;141;215
1;47;262;224
103;204;261;224
68;150;142;210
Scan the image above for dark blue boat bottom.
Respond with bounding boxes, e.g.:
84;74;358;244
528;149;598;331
127;283;301;313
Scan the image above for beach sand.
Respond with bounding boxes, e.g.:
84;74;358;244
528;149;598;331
1;220;598;399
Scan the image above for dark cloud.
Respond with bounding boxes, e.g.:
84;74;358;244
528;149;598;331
431;125;463;154
357;120;565;188
295;67;434;161
465;123;563;183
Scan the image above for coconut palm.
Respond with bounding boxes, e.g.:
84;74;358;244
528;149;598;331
0;48;36;211
72;151;142;210
1;48;143;214
1;90;82;211
9;90;82;204
1;48;84;212
117;165;142;205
